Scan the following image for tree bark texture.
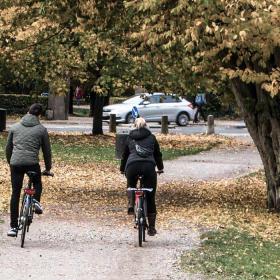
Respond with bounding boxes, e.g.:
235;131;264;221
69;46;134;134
68;85;74;115
231;78;280;210
92;93;104;135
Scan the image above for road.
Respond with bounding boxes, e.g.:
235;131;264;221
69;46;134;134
7;118;249;137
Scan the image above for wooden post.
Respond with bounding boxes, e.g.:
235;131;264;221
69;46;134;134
109;114;117;133
0;108;6;132
207;115;215;135
161;116;168;134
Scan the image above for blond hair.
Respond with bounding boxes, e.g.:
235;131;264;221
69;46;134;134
134;117;147;129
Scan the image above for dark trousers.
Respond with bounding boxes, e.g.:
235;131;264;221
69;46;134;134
10;164;42;228
126;162;157;214
194;105;206;122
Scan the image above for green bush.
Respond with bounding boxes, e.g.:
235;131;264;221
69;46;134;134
110;97;127;104
0;94;48;115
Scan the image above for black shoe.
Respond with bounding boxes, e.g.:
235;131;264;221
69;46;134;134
148;227;157;236
33;199;43;215
127;207;134;215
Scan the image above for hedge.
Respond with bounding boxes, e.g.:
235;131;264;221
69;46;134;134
0;94;48;115
110;97;127;104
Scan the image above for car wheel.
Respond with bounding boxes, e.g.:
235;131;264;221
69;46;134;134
126;113;134;124
176;112;190;126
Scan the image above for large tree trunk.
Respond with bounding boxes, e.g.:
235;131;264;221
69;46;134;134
92;93;104;135
89;92;95;117
68;85;74;115
231;78;280;210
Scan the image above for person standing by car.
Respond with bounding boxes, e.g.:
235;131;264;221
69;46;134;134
75;85;84;106
6;103;52;237
193;93;207;123
120;117;164;236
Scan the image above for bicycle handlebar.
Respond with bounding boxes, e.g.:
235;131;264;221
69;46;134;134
127;187;153;192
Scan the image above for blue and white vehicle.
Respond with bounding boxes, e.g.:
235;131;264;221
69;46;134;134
103;93;195;126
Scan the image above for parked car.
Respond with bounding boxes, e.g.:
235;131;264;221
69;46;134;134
103;93;195;126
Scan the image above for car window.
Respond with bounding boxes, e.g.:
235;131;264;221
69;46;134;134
161;95;181;103
123;96;142;105
147;95;160;104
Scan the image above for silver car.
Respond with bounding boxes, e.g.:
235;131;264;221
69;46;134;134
103;93;195;126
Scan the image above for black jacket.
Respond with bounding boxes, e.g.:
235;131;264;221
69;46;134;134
120;127;164;172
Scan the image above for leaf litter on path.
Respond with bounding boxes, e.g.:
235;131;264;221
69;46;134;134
1;132;270;241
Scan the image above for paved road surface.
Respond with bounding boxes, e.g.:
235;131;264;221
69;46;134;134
7;117;249;137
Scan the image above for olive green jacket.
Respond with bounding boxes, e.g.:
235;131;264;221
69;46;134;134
5;114;52;170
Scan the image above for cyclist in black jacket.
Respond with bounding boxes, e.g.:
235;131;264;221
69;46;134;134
120;117;164;236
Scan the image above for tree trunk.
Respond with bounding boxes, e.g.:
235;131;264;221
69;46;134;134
68;85;74;115
89;92;95;117
104;95;110;107
92;94;104;135
231;78;280;210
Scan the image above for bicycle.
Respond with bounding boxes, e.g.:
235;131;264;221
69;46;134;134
17;170;53;248
127;171;163;247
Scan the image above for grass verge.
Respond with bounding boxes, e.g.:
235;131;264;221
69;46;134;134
47;142;211;162
162;146;212;160
181;228;280;280
73;107;90;117
0;133;226;163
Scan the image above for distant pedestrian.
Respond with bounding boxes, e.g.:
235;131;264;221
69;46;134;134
193;93;207;123
75;86;84;106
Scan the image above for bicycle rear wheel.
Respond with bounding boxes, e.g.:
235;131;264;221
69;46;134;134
143;199;148;242
21;201;30;248
18;194;26;231
21;210;27;248
138;218;143;247
137;198;144;247
142;221;146;242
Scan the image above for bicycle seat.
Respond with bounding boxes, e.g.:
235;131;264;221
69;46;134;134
26;171;37;178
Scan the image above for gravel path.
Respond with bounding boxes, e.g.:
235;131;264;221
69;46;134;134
0;216;202;280
0;145;262;280
161;147;262;182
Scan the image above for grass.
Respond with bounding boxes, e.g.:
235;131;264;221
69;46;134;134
162;146;211;160
73;107;90;117
0;134;211;163
181;228;280;280
52;143;208;163
51;142;117;163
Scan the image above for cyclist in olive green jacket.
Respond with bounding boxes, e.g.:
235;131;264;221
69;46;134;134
6;103;52;237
